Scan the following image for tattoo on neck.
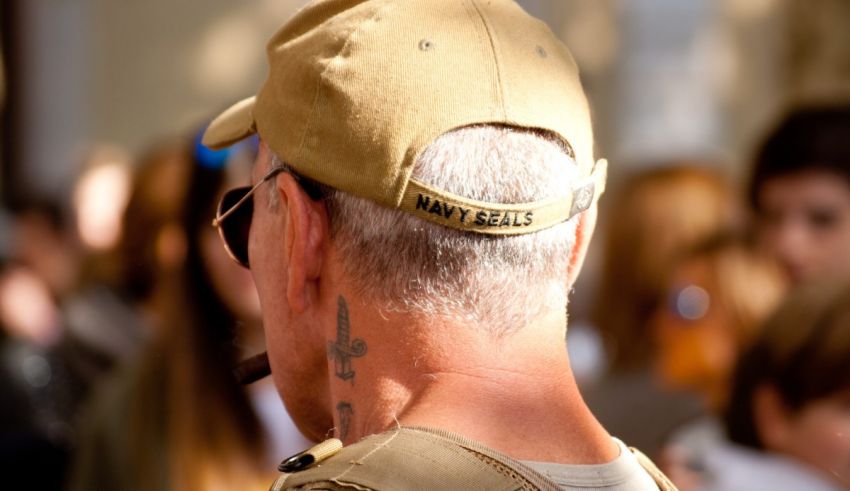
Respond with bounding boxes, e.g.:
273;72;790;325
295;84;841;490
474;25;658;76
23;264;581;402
327;296;367;382
337;401;353;441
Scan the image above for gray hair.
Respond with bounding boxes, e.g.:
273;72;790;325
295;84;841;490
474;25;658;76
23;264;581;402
271;125;580;335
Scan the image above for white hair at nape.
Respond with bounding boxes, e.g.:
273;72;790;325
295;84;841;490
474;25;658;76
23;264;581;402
272;125;581;335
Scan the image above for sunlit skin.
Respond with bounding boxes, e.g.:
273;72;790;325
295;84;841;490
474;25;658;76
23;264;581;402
652;260;737;411
0;267;61;346
757;170;850;283
246;144;334;442
245;141;619;463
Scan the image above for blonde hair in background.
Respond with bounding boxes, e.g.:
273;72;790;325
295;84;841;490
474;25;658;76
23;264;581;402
593;165;739;372
693;235;788;348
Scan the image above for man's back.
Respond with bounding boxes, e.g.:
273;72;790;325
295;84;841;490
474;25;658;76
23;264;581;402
270;428;671;490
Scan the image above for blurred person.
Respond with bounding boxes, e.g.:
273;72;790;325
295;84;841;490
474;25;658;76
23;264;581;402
1;151;147;450
664;280;850;491
71;146;134;256
11;199;81;305
0;261;62;348
70;131;310;491
653;233;788;412
725;279;850;489
585;164;739;457
749;105;850;283
0;258;65;442
651;233;788;488
0;202;81;490
200;1;675;489
593;166;738;372
1;196;130;450
0;258;68;490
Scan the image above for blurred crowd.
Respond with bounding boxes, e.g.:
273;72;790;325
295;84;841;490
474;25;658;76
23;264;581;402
0;131;310;490
584;105;850;490
0;99;849;490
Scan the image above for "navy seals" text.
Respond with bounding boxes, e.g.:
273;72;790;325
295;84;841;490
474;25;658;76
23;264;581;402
415;194;533;228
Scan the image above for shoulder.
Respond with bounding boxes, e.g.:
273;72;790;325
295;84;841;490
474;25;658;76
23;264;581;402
271;429;676;491
271;427;545;491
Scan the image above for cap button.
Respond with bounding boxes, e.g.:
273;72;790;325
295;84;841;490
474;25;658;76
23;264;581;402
418;39;435;51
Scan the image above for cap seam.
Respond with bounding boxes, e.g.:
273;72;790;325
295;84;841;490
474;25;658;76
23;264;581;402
291;83;322;168
394;1;494;208
469;0;507;120
294;0;396;170
393;1;504;206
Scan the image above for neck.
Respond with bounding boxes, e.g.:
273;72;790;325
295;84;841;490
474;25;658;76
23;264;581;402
322;293;618;464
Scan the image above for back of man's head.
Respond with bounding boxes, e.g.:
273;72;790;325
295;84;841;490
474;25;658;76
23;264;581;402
204;2;606;327
311;125;580;334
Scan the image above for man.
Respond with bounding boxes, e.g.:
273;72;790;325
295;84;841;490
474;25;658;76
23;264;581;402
749;105;850;283
204;0;673;489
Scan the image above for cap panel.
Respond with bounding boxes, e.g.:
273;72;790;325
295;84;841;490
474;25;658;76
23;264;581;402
293;0;410;206
254;1;377;185
479;0;594;169
292;0;507;208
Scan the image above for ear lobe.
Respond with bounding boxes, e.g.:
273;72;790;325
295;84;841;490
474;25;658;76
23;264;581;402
279;174;327;313
566;204;598;288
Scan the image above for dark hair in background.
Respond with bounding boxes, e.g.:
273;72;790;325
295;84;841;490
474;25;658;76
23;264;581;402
8;197;67;233
724;280;850;449
748;105;850;211
127;134;265;489
174;137;264;445
117;141;190;301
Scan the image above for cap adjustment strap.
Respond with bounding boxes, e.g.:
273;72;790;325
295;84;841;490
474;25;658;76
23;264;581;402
400;159;607;235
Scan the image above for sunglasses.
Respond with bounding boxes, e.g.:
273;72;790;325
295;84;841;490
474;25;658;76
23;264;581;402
212;167;285;268
212;166;324;268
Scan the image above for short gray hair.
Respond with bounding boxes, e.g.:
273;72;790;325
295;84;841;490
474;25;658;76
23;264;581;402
271;125;580;335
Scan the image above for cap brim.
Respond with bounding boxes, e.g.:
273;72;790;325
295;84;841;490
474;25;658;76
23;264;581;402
202;96;257;150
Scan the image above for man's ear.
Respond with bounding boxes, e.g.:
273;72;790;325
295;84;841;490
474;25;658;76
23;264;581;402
278;173;328;313
566;203;598;288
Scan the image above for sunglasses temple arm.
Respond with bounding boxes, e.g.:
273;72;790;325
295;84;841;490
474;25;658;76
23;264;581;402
213;166;287;228
212;186;260;228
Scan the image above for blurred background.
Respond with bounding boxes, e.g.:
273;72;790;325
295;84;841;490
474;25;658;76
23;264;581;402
1;1;849;490
3;0;849;203
3;0;850;324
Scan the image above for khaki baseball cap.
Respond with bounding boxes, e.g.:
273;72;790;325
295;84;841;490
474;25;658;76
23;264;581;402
203;0;607;235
